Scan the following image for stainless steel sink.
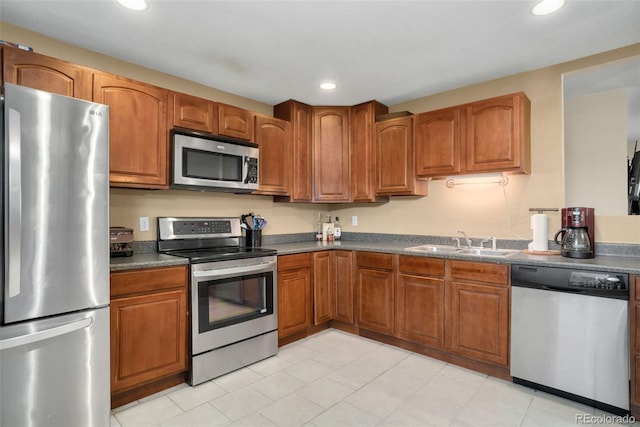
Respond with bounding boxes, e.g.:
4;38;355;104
404;244;461;253
457;248;519;257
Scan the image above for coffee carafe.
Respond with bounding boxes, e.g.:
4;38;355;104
553;207;595;259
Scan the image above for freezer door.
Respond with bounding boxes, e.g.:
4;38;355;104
0;307;110;427
3;84;109;323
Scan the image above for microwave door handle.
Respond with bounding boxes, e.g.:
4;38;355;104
192;263;274;279
7;108;22;298
243;156;250;184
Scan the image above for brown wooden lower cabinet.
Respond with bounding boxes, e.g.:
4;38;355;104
396;255;445;348
355;252;395;335
448;261;510;367
277;251;513;379
277;253;313;340
313;251;333;325
333;250;354;325
110;266;188;408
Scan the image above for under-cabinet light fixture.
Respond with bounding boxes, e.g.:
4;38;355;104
445;173;509;188
531;0;566;16
116;0;148;11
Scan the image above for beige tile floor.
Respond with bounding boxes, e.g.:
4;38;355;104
111;329;637;427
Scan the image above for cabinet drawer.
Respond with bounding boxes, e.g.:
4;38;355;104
635;277;640;301
450;260;509;286
398;255;445;277
111;266;188;298
356;252;393;270
278;253;312;271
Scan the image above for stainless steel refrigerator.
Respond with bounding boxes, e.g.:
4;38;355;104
0;83;110;427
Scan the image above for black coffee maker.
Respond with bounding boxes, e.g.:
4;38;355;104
553;207;595;259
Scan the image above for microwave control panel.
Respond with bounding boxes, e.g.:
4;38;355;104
245;157;258;184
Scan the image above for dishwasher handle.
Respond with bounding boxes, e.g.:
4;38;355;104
540;285;587;294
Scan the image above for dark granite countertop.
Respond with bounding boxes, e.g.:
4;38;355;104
110;239;640;274
110;252;189;272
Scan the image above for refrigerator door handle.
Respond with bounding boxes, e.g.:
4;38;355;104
7;108;22;298
0;317;92;350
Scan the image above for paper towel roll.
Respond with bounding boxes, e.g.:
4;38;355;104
530;214;549;251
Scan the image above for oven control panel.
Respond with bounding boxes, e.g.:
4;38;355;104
173;220;232;235
158;217;241;241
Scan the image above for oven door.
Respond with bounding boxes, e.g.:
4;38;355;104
191;256;277;355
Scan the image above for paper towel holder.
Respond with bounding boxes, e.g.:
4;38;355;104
529;208;559;214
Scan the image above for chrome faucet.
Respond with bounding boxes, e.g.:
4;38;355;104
456;230;472;248
481;236;497;250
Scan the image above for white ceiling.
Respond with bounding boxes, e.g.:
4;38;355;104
1;0;639;107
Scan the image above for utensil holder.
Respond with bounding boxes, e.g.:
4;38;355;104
245;229;262;247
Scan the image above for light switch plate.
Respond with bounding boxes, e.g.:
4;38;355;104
139;216;150;232
352;216;358;226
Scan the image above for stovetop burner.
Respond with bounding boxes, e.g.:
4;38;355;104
157;216;277;263
165;247;277;263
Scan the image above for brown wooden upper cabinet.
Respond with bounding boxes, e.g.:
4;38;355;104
273;100;313;202
171;92;218;134
351;101;389;202
414;106;462;177
375;116;428;196
217;103;254;141
253;114;292;196
2;46;91;100
93;72;170;189
313;106;351;202
414;92;531;178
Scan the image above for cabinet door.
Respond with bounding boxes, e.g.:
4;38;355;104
93;73;169;188
273;100;313;202
356;253;394;335
313;251;332;325
396;272;445;348
278;255;312;339
254;115;292;196
333;250;354;324
2;47;91;100
217;103;254;141
171;92;217;133
351;101;389;202
110;288;187;392
313;107;351;202
449;280;509;366
465;92;530;173
375;116;428;196
414;106;462;177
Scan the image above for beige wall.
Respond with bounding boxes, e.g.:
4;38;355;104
3;24;639;243
565;89;628;215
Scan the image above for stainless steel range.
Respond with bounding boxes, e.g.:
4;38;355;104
158;217;278;386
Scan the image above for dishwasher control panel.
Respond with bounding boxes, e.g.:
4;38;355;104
511;265;629;300
569;272;628;290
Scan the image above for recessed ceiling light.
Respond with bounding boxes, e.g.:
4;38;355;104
117;0;148;11
320;82;337;90
531;0;566;15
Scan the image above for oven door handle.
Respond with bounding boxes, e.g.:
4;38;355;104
192;262;275;279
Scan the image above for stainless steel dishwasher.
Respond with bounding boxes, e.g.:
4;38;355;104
510;265;629;415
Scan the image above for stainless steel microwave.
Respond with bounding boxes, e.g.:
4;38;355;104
171;130;259;192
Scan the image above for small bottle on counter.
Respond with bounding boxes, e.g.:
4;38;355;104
316;213;323;241
334;217;342;240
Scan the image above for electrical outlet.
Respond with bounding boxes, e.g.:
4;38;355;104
139;216;150;232
352;215;358;226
